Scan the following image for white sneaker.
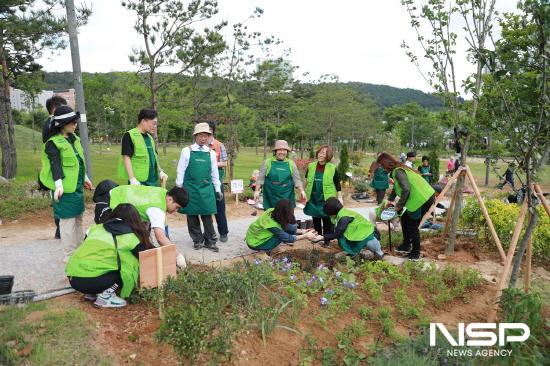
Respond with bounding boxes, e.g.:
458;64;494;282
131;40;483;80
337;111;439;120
94;286;126;308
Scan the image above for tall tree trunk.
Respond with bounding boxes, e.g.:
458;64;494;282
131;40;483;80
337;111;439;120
0;53;16;178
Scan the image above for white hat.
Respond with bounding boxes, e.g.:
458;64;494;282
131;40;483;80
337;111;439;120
272;140;291;151
193;122;211;135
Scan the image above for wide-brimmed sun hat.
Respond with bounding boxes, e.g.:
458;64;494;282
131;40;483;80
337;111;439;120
193;122;212;135
272;140;291;151
52;105;80;128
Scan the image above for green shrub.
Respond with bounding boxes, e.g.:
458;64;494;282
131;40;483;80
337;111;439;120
427;150;439;182
338;143;350;183
349;151;366;166
352;179;369;193
460;197;549;263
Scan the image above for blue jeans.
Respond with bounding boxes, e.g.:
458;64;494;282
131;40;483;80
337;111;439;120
338;234;384;257
247;224;298;251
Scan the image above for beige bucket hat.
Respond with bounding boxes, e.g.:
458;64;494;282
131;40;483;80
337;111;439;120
272;140;291;151
193;122;212;135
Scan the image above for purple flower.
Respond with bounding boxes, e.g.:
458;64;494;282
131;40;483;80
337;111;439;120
335;271;342;278
289;275;296;281
254;259;262;265
311;275;317;280
326;288;335;296
306;279;313;286
282;257;289;263
320;297;329;306
318;264;325;270
285;262;292;269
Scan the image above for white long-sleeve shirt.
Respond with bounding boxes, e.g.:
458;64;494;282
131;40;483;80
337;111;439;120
176;143;221;192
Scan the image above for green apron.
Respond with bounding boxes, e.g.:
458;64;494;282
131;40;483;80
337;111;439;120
139;134;159;186
53;143;85;219
371;166;389;190
304;170;327;218
179;149;216;215
419;166;431;184
263;159;295;210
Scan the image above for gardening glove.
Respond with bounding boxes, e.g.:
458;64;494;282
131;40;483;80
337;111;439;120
84;175;93;190
176;253;187;269
129;177;140;186
159;170;168;182
53;179;64;201
216;191;224;201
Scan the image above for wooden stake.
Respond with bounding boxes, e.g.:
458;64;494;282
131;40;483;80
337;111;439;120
533;184;549;217
488;198;528;322
443;178;460;238
524;235;532;293
418;167;464;228
236;192;239;206
465;166;506;262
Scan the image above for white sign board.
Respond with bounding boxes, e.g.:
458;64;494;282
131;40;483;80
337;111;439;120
230;179;244;194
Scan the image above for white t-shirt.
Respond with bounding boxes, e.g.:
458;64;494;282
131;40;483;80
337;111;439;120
146;207;166;229
405;161;413;168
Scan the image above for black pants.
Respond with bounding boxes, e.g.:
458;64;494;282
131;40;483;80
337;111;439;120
215;197;229;236
313;216;334;235
69;271;122;295
375;189;386;205
54;218;60;238
401;196;435;255
187;215;217;245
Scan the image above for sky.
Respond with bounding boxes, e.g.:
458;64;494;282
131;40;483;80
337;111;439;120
37;0;519;94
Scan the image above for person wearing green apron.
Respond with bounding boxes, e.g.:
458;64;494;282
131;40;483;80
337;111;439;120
118;108;168;187
254;140;305;210
176;123;223;252
246;200;316;253
66;204;154;308
304;145;341;241
39;106;93;261
418;156;433;183
377;152;435;261
323;197;384;259
368;153;389;205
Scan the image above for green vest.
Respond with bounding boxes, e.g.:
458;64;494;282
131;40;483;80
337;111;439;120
305;162;337;200
245;208;282;247
118;128;158;182
332;208;374;242
65;224;140;298
109;185;167;222
392;168;435;212
39;134;86;193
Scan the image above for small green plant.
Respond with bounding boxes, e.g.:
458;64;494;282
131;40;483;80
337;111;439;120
336;321;368;366
358;305;373;320
320;348;338;366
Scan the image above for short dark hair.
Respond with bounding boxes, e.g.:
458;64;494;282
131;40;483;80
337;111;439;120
167;186;189;208
45;96;67;114
207;121;217;132
138;109;158;124
422;156;429;162
323;197;343;216
406;151;416;158
271;200;296;229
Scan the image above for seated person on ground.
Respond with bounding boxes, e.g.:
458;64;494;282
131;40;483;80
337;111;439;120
245;199;316;254
65;204;154;308
323;197;384;259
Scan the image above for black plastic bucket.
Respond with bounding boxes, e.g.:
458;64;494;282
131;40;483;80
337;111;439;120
0;275;14;295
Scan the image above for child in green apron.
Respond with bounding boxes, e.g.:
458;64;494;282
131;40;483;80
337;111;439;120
254;140;305;210
39;106;93;261
418;156;433;183
246;200;316;253
66;204;154;308
176;123;223;252
304;145;341;241
323;197;384;259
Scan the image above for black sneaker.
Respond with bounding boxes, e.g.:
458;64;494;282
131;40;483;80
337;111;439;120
407;252;421;261
220;234;228;243
193;242;203;250
395;243;412;254
204;243;219;252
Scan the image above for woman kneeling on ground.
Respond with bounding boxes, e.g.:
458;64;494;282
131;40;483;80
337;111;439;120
246;200;316;254
66;204;153;308
322;197;384;260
